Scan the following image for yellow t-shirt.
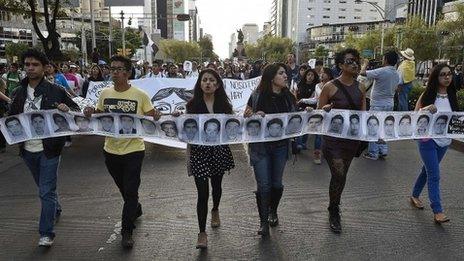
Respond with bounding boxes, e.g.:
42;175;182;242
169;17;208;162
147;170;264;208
97;86;154;155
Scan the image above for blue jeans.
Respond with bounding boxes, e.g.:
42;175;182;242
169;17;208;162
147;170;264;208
314;135;322;150
397;82;412;111
22;150;61;238
252;144;288;193
297;135;308;148
368;105;393;158
412;140;448;213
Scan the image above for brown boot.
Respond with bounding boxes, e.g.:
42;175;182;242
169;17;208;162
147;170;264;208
196;232;207;249
211;210;220;228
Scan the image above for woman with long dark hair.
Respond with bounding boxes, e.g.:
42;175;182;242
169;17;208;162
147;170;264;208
410;63;459;223
244;63;297;236
299;67;334;164
318;49;366;233
81;65;104;98
295;68;320;150
185;68;235;249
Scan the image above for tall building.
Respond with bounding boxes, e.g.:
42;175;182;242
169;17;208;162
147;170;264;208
442;0;464;21
407;0;445;25
242;24;259;44
188;0;200;42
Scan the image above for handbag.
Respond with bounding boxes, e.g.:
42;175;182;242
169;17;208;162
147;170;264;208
332;79;367;157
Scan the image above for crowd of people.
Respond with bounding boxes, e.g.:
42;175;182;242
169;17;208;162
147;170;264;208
0;46;461;250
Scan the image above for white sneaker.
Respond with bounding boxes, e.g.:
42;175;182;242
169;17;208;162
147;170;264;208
64;141;72;147
38;236;54;247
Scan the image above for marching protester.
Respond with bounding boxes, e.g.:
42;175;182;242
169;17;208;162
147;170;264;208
184;68;235;249
294;68;319;151
144;62;165;78
81;64;104;98
298;67;334;164
244;63;297;236
290;64;310;96
317;48;366;233
2;62;22;96
0;76;11;153
8;49;80;247
397;48;416;111
410;63;459;224
285;53;299;86
360;51;400;160
84;55;162;248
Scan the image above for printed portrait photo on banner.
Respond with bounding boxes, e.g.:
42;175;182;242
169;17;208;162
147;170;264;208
181;117;199;142
383;115;396;139
202;118;221;143
398;114;413;137
119;115;137;135
160;120;178;138
97;115;115;133
4;116;28;142
285;114;303;135
347;114;361;137
306;113;323;133
265;117;284;138
74;115;94;132
30;113;50;137
222;117;242;142
366;115;380;139
52;113;71;133
415;114;430;136
328;114;344;135
245;118;263;141
140;118;157;136
432;114;449;136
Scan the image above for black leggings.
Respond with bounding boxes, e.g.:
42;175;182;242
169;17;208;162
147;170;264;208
326;157;353;208
194;175;223;232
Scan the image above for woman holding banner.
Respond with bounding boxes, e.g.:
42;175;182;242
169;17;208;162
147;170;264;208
185;68;235;249
410;63;459;224
318;48;366;234
244;63;297;237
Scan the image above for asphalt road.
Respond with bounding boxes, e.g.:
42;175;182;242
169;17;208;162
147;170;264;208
0;136;463;261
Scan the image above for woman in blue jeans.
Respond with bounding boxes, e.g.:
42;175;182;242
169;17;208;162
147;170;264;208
244;63;297;236
411;63;459;224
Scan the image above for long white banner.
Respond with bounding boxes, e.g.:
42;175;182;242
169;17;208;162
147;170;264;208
2;109;464;146
84;77;261;113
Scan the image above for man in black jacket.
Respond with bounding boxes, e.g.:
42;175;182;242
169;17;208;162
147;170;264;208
8;49;79;247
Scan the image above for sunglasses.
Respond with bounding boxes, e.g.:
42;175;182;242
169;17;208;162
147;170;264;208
439;71;453;77
344;58;359;66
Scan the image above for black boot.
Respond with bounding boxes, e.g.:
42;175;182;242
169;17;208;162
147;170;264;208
328;205;342;234
255;191;270;236
269;187;283;227
136;203;143;220
121;231;134;248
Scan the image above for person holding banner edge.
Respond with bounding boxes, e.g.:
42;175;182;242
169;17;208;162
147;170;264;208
84;55;162;249
8;49;80;247
410;63;459;224
317;48;367;234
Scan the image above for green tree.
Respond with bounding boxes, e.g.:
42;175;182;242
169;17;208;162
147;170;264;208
0;0;72;59
399;16;438;61
159;40;201;63
197;37;218;61
313;45;329;59
438;3;464;63
244;35;293;62
5;42;30;62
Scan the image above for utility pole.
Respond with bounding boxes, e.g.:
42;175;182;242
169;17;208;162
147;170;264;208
120;10;125;56
90;0;96;49
108;6;112;58
81;15;87;65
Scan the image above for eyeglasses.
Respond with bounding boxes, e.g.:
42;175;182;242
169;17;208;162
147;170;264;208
109;67;127;73
344;59;359;66
439;71;453;77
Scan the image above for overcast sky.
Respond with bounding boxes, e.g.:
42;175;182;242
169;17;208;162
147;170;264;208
112;0;273;59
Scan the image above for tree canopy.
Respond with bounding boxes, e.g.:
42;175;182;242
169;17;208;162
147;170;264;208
244;35;293;62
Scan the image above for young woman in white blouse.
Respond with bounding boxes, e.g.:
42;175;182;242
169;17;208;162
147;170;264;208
411;63;459;224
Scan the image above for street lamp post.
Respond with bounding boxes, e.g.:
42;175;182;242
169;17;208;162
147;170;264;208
120;10;125;56
89;0;96;49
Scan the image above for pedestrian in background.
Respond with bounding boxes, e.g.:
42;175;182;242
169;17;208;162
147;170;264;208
185;68;235;249
410;63;459;224
397;48;416;111
244;63;296;237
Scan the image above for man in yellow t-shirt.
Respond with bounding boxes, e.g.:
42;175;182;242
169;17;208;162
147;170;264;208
84;55;161;248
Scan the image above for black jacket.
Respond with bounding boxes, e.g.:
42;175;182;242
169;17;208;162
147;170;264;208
9;77;80;158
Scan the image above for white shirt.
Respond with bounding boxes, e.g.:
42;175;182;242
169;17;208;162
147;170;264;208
24;85;44;152
433;95;452;147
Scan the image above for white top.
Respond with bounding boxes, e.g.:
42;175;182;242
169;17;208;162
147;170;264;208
433;95;452;147
299;82;325;106
24;86;44;152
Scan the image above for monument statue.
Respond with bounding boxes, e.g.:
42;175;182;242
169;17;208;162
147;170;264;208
237;29;244;44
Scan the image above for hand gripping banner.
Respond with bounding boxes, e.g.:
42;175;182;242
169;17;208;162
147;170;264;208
2;109;464;147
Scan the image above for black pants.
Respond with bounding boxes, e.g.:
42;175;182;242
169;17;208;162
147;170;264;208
326;157;353;208
194;175;223;232
104;150;145;234
0;109;5;149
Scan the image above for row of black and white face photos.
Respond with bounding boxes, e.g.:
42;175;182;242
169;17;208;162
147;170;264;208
1;109;463;145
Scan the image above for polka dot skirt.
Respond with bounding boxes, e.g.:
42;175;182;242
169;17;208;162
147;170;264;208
188;145;235;178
